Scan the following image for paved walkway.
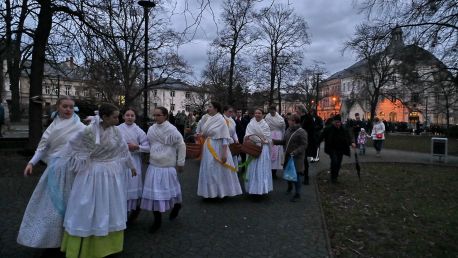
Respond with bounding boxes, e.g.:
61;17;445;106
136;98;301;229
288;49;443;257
0;147;456;258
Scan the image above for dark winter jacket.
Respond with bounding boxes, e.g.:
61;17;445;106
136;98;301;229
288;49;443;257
319;124;352;156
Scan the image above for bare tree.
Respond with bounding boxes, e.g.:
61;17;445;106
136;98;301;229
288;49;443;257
213;0;258;105
254;3;310;106
287;62;326;111
0;0;34;121
344;24;396;121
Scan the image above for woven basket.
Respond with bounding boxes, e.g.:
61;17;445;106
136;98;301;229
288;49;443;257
241;135;262;158
229;143;242;156
186;143;202;159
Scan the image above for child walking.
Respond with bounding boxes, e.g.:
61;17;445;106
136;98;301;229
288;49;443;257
357;128;370;155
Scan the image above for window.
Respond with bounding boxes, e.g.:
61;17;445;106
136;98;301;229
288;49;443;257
185;91;191;99
185;105;190;112
83;89;89;97
153;90;157;96
170;90;175;97
95;92;102;99
411;93;419;103
44;84;51;95
65;85;71;95
170;103;175;111
153;103;157;108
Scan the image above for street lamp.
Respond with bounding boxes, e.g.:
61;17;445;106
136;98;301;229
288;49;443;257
138;0;156;131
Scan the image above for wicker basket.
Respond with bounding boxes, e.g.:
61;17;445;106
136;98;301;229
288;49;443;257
241;135;262;158
186;143;202;159
229;143;242;156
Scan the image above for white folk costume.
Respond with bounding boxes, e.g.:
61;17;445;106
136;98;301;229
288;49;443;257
118;123;149;211
224;114;239;169
141;120;186;212
245;118;273;195
197;113;242;198
60;118;135;258
17;113;85;248
264;112;285;170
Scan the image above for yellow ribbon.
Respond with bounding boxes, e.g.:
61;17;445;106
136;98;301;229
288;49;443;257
206;138;238;172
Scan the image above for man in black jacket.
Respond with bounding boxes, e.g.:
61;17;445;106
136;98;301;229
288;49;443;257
319;114;356;183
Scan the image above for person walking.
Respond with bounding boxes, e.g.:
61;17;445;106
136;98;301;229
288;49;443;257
0;100;4;137
309;109;323;162
17;96;85;250
141;107;186;233
244;108;273;197
117;108;149;223
371;117;386;157
60;103;136;258
357;128;370;155
235;109;248;172
351;113;366;144
175;110;187;135
273;114;307;202
295;104;311;185
223;106;240;169
264;106;285;179
318;114;355;184
196;102;242;199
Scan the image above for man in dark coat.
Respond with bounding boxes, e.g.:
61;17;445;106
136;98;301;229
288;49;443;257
319;114;355;183
350;113;366;144
309;109;323;162
236;109;251;172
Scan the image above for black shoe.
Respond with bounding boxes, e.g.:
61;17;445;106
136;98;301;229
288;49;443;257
169;203;182;220
290;193;300;202
127;209;140;225
149;212;162;234
272;170;278;179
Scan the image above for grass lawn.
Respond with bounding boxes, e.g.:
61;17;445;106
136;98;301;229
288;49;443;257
371;134;458;155
317;163;458;258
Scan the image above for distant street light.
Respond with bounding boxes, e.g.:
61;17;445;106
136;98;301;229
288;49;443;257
138;0;156;131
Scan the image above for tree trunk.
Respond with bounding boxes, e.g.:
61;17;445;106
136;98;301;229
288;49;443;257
27;1;53;150
269;56;276;106
228;47;236;106
277;68;282;114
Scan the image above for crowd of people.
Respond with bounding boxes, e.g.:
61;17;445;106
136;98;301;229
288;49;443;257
17;96;387;258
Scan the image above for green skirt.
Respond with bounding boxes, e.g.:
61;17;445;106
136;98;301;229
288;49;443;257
61;230;124;258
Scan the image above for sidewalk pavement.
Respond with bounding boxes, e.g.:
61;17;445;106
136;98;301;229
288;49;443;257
0;147;456;257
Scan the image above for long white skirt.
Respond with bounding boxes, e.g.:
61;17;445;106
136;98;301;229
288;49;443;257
127;152;143;211
197;139;242;198
270;130;284;170
17;156;76;248
141;165;182;212
63;160;129;237
245;145;273;195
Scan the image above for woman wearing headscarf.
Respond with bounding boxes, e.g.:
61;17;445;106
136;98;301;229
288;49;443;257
244;108;273;196
196;101;242;198
18;96;85;249
264;106;285;179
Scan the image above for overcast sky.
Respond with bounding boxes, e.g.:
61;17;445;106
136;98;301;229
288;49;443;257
168;0;367;81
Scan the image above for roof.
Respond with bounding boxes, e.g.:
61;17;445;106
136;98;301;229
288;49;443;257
148;77;198;91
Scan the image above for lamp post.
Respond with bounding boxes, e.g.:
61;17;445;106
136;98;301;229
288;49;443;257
138;0;156;131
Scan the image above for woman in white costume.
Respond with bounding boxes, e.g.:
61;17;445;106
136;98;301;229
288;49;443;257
196;101;242;198
141;107;186;233
17;96;85;249
244;108;273;196
264;106;285;179
60;103;136;258
223;105;239;169
117;108;149;221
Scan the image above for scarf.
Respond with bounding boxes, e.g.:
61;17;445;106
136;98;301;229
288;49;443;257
36;113;85;164
197;113;230;140
265;112;285;132
148;121;183;146
245;118;271;144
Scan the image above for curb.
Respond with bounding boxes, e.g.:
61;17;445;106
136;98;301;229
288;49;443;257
313;175;334;258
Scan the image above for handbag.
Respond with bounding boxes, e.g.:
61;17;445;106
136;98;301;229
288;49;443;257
376;133;383;139
241;134;262;158
283;158;297;182
229;143;242;156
